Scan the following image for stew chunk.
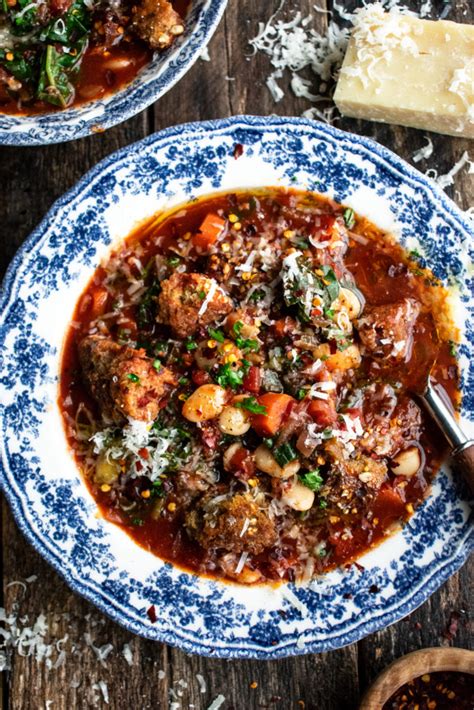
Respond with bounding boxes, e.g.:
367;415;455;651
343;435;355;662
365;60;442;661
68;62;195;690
355;298;420;361
78;335;176;422
131;0;184;49
185;493;277;555
158;272;233;338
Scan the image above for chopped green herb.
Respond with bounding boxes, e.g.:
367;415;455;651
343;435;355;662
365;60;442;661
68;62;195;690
167;256;181;267
319;499;328;510
343;207;355;230
299;469;323;491
232;321;244;337
127;373;140;383
263;437;274;449
449;341;457;357
296;388;307;400
208;327;225;343
178;376;190;386
150;480;164;498
132;518;144;526
409;248;421;259
197;290;206;300
215;363;244;389
185;339;198;351
152;359;161;371
273;442;298;467
249;289;265;303
235;397;267;415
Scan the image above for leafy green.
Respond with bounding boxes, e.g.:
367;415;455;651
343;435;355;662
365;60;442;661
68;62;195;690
273;442;297;467
0;48;35;83
282;253;340;323
40;0;90;44
127;373;140;383
299;469;323;491
343;208;355;230
37;38;87;108
10;0;39;35
235;397;267;414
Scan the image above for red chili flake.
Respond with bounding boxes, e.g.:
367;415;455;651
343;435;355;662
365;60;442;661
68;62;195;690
443;611;461;641
147;605;157;623
138;447;149;459
233;143;244;159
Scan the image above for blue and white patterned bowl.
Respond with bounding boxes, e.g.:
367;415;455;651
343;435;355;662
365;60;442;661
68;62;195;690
0;116;473;658
0;0;227;146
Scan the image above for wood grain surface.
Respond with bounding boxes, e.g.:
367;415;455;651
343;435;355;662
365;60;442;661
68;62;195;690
0;1;472;708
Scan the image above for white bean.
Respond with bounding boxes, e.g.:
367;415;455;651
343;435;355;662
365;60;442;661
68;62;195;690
223;443;243;471
281;480;315;511
182;384;227;423
77;84;105;100
326;343;361;372
336;287;364;319
254;445;300;480
218;405;251;436
391;447;421;477
103;57;133;71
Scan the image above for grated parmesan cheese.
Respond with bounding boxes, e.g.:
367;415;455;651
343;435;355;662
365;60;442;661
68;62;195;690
412;137;434;163
207;695;226;710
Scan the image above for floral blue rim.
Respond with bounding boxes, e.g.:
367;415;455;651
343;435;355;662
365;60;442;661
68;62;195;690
0;116;472;658
0;0;228;146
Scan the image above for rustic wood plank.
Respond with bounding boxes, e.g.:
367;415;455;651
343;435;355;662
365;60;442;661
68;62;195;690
0;0;472;708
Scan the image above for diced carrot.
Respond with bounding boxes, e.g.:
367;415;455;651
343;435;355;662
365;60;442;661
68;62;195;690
192;213;226;252
307;398;337;427
251;393;295;437
90;286;109;318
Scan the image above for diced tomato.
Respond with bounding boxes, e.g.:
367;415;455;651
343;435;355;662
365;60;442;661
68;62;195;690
90;286;109;318
228;446;255;479
318;214;336;241
243;366;261;394
307;398;337;427
192;213;226;252
372;484;406;523
251;393;295;436
328;532;354;562
272;317;297;338
192;369;211;386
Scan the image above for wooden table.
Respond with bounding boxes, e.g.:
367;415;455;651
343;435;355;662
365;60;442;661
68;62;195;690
0;1;472;708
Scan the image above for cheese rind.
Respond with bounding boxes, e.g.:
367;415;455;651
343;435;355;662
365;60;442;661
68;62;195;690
334;9;474;139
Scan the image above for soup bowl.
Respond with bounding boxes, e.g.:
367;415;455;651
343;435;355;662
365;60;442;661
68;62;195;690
0;116;472;658
0;0;228;146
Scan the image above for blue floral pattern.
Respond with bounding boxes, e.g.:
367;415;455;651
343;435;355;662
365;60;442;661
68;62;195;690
0;0;228;145
0;116;472;658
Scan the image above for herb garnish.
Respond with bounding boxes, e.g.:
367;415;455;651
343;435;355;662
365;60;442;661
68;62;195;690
235;397;267;415
299;469;323;491
127;373;140;383
343;207;355;230
273;442;298;467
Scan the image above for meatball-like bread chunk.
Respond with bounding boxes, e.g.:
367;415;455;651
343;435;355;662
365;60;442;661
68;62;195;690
185;493;277;555
355;298;420;361
131;0;184;49
78;335;176;422
322;441;388;514
158;272;233;339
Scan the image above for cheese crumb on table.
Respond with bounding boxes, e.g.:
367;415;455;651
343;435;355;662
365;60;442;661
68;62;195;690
334;7;474;138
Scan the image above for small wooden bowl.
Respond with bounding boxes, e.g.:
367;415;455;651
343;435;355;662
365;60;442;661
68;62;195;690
359;647;474;710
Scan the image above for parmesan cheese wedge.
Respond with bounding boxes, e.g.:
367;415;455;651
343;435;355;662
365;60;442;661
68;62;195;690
334;9;474;138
